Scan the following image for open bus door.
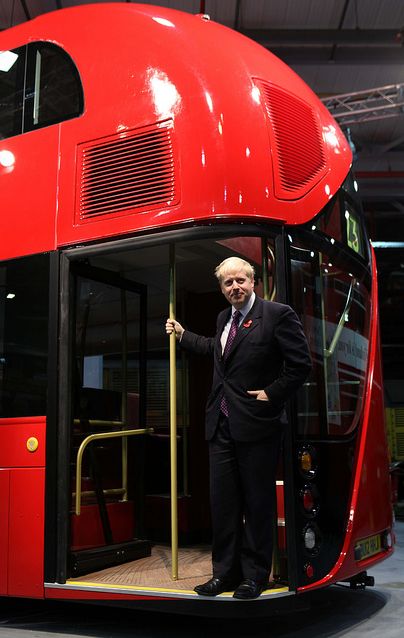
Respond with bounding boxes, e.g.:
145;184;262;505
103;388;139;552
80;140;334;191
50;229;301;599
53;240;211;588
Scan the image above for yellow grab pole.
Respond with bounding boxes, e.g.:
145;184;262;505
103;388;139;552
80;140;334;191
169;243;178;580
262;238;281;578
121;289;128;501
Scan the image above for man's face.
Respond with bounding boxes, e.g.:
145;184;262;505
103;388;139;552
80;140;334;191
220;269;254;309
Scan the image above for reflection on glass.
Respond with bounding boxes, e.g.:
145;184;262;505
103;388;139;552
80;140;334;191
0;50;18;73
0;254;50;417
291;239;370;437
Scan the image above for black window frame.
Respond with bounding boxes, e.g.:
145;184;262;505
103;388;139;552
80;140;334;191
307;174;371;268
0;41;83;140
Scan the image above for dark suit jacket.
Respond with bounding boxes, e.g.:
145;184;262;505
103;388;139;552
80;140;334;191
180;296;311;442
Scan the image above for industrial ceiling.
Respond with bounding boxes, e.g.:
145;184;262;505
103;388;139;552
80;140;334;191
2;0;404;240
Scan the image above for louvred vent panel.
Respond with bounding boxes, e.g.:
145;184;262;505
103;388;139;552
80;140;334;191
255;80;327;200
76;121;178;222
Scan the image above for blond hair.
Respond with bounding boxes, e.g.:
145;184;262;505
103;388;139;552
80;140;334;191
214;257;255;283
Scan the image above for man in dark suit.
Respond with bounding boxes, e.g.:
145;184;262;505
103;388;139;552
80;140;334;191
166;256;311;599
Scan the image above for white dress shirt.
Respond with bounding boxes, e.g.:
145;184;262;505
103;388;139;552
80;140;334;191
220;292;256;354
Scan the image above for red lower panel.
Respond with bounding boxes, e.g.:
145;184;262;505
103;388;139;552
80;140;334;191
276;483;286;549
0;470;10;594
0;418;46;467
8;468;45;598
45;587;168;601
71;501;135;550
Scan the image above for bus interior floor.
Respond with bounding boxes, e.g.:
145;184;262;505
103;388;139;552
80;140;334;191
70;545;213;590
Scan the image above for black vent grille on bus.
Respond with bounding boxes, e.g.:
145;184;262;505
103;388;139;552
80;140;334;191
76;122;178;221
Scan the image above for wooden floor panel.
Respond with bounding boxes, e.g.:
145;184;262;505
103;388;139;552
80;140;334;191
71;545;213;590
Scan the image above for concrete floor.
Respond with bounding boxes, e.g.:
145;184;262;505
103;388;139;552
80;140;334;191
0;521;403;638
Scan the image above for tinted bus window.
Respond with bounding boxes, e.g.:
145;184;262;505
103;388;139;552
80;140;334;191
290;218;371;438
0;47;25;139
311;179;368;263
0;43;83;139
316;196;342;243
0;254;50;417
24;43;83;132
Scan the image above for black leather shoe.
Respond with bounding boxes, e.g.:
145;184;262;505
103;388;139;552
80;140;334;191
194;577;238;596
233;579;267;599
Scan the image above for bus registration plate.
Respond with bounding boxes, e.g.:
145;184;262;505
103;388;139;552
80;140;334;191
355;534;382;560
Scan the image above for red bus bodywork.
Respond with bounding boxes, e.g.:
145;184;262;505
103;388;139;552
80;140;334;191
0;3;393;613
0;3;351;259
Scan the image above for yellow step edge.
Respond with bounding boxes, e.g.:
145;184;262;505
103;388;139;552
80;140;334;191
66;579;289;596
67;580;195;594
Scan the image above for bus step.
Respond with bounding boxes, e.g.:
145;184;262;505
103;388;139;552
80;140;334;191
70;538;151;577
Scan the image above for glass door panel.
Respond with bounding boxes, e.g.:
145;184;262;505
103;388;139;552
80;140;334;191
70;264;150;575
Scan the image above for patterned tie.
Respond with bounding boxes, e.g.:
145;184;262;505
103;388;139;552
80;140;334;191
220;310;241;417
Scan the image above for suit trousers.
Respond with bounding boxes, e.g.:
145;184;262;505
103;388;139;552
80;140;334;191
209;414;282;583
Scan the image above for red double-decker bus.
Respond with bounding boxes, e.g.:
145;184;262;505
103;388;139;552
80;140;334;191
0;3;393;616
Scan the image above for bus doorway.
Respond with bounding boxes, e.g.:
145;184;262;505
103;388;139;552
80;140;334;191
58;228;282;593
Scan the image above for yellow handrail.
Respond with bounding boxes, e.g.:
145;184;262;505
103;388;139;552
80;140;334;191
74;428;153;515
121;288;128;502
169;243;178;580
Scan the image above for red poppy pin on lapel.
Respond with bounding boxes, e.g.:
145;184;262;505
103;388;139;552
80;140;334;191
243;319;252;328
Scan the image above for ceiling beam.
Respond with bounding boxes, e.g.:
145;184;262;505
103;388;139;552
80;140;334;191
322;84;404;126
355;171;404;200
329;0;352;62
19;0;31;21
272;47;404;65
234;0;242;31
240;28;404;65
379;134;404;154
239;29;401;46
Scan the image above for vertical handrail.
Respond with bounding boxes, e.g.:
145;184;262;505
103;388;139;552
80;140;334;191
169;244;178;580
262;238;281;578
121;289;128;501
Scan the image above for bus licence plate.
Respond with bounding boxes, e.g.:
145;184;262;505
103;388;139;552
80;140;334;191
356;534;382;560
